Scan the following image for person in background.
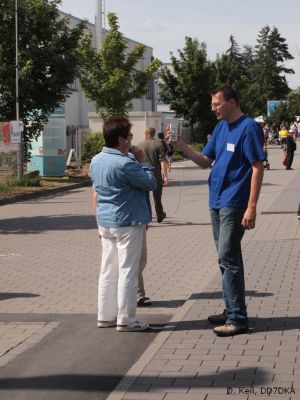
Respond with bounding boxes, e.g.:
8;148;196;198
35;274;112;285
279;124;289;148
157;131;170;181
137;225;152;306
173;85;265;336
166;132;175;172
285;129;297;170
137;127;168;223
290;121;298;141
91;116;156;332
128;134;153;307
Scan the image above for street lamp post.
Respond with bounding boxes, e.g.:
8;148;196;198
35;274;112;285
15;0;19;121
15;0;23;178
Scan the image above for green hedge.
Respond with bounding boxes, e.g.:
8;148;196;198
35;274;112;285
83;132;105;162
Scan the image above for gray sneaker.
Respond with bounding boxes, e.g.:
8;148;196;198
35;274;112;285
208;310;227;324
213;323;249;336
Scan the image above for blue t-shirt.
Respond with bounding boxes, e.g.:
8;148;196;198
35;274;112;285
202;115;265;209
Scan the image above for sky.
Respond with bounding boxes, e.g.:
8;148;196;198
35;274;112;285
59;0;300;89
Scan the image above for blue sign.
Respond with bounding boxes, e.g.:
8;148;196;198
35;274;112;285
267;100;289;116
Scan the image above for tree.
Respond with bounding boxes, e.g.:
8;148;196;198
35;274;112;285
0;0;86;160
247;25;294;115
287;88;300;117
159;37;215;140
214;36;243;88
79;13;161;119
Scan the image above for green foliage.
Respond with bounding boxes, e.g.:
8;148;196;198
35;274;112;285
159;37;215;130
2;171;42;187
83;132;105;162
266;89;300;125
247;26;293;115
79;12;161;119
17;173;41;187
0;0;86;161
266;102;290;126
172;148;185;161
287;88;300;117
213;27;294;117
189;142;204;153
215;36;244;88
172;143;204;162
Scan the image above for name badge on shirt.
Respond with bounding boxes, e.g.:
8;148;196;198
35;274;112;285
227;143;235;152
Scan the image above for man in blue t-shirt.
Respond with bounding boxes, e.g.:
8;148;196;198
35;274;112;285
175;85;265;336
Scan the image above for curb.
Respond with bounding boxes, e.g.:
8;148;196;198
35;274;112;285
0;180;92;206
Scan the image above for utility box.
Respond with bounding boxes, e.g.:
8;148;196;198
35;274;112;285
27;107;67;176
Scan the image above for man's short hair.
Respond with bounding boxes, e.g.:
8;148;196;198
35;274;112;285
145;127;156;137
211;85;240;106
103;116;132;148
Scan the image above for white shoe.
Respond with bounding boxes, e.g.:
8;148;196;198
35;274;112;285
116;321;149;332
97;320;117;328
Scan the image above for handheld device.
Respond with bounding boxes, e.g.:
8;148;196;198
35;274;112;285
169;121;178;142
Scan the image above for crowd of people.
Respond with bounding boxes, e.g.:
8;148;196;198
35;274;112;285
90;85;297;336
262;121;298;169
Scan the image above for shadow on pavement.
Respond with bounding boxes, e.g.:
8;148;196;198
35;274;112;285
147;299;186;308
0;293;40;301
150;221;211;228
170;165;200;170
151;316;300;333
168;179;208;187
0;368;271;392
189;290;274;300
0;215;97;234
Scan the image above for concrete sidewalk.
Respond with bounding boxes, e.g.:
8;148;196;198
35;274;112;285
0;143;299;400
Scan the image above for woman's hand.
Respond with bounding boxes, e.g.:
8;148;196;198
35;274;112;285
130;146;146;163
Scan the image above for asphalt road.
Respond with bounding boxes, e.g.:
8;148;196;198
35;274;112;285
0;312;170;400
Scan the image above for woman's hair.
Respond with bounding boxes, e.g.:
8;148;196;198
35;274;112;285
157;132;164;140
103;116;132;148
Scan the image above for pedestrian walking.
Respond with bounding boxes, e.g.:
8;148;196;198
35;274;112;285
137;127;168;223
285;129;297;170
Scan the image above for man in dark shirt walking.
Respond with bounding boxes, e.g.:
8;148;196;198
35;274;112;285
138;127;168;223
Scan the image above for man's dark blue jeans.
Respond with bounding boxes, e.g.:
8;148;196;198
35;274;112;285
210;207;248;326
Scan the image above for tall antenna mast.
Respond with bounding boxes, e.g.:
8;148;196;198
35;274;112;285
15;0;19;121
95;0;102;51
102;0;106;29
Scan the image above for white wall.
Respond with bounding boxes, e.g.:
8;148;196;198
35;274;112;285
88;111;184;145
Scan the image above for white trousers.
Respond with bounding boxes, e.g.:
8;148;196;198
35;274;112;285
98;224;144;326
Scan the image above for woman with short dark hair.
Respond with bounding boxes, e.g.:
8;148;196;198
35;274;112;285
91;116;156;332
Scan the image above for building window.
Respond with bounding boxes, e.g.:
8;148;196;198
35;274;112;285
67;80;78;91
146;81;154;100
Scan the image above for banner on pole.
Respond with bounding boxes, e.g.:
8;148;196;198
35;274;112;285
10;120;24;144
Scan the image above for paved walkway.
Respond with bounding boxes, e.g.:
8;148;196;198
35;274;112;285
0;143;299;400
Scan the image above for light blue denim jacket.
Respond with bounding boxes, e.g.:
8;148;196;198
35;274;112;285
90;147;157;228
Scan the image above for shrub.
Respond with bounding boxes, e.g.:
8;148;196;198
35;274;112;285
17;173;41;187
83;132;105;162
189;142;204;153
173;148;185;161
172;143;204;162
